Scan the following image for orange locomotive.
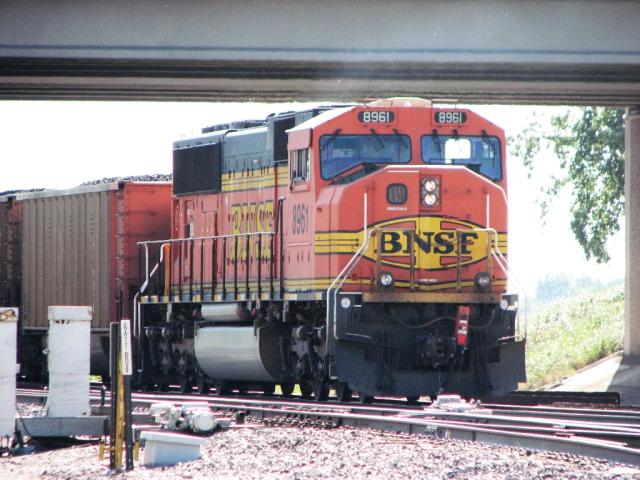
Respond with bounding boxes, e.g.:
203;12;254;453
138;98;525;401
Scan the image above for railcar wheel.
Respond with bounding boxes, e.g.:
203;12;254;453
215;382;230;396
178;376;193;394
313;379;329;402
406;396;420;404
263;384;275;396
280;383;294;397
196;371;210;395
358;392;373;404
299;380;313;399
336;382;352;402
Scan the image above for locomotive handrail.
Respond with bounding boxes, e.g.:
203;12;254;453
327;228;377;343
137;231;275;246
135;231;276;337
484;227;528;338
133;242;170;339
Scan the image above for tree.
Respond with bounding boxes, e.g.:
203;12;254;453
510;107;625;263
535;274;572;303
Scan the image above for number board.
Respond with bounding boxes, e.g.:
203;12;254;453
434;111;467;125
358;110;395;124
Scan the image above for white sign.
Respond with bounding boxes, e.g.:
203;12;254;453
120;319;133;376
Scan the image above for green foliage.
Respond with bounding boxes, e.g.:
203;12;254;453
525;285;624;389
510;107;625;263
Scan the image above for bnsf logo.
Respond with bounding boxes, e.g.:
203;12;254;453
380;230;479;256
362;217;500;270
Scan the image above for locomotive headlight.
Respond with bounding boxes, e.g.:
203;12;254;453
423;193;438;206
378;272;394;288
423;178;438;193
421;176;440;208
474;272;491;291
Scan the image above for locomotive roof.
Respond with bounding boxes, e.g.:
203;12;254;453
287;107;352;133
174;104;351;150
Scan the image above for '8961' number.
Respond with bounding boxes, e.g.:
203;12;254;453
358;111;395;124
434;111;467;124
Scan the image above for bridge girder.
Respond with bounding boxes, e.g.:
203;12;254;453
1;0;640;104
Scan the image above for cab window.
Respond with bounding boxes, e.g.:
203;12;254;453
320;134;410;179
290;148;310;184
421;134;502;181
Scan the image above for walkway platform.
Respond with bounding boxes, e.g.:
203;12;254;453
551;352;640;406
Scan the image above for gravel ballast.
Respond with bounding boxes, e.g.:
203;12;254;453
2;421;640;480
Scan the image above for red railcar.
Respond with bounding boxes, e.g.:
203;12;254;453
5;182;171;379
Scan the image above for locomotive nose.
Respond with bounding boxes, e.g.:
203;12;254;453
372;168;423;285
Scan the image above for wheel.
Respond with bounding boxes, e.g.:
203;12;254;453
299;380;313;399
336;382;352;402
215;382;229;396
358;392;373;404
178;375;193;394
138;372;155;392
280;383;294;397
262;384;275;396
157;380;170;392
406;396;420;404
195;371;210;395
313;379;329;402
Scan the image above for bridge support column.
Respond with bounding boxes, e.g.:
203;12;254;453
625;107;640;356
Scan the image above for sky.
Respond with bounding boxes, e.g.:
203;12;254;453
0;101;625;298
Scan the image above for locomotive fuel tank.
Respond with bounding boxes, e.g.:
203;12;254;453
194;325;289;382
199;303;251;323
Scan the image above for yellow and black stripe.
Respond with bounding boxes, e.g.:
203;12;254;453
220;168;288;193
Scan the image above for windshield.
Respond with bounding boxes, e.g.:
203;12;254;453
421;135;502;181
320;134;411;179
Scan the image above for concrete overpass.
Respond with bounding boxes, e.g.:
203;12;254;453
1;0;640;104
2;0;640;355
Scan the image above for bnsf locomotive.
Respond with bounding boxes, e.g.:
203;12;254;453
136;98;525;401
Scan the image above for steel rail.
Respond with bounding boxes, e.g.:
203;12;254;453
17;388;640;465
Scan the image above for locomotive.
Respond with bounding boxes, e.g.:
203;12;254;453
137;98;525;401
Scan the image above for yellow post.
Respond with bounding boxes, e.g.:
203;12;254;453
98;438;105;461
114;356;125;471
133;440;140;462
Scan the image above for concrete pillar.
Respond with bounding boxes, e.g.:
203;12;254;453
625;107;640;356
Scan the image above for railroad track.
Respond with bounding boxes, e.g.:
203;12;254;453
16;387;640;466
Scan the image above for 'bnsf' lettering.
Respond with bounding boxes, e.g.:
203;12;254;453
380;231;478;256
230;200;274;261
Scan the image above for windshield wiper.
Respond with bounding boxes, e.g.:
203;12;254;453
431;129;443;160
392;128;409;149
369;128;385;150
481;129;496;157
320;128;342;151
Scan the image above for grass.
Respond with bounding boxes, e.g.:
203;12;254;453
524;284;624;389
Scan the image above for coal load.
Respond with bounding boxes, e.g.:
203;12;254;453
80;174;172;186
